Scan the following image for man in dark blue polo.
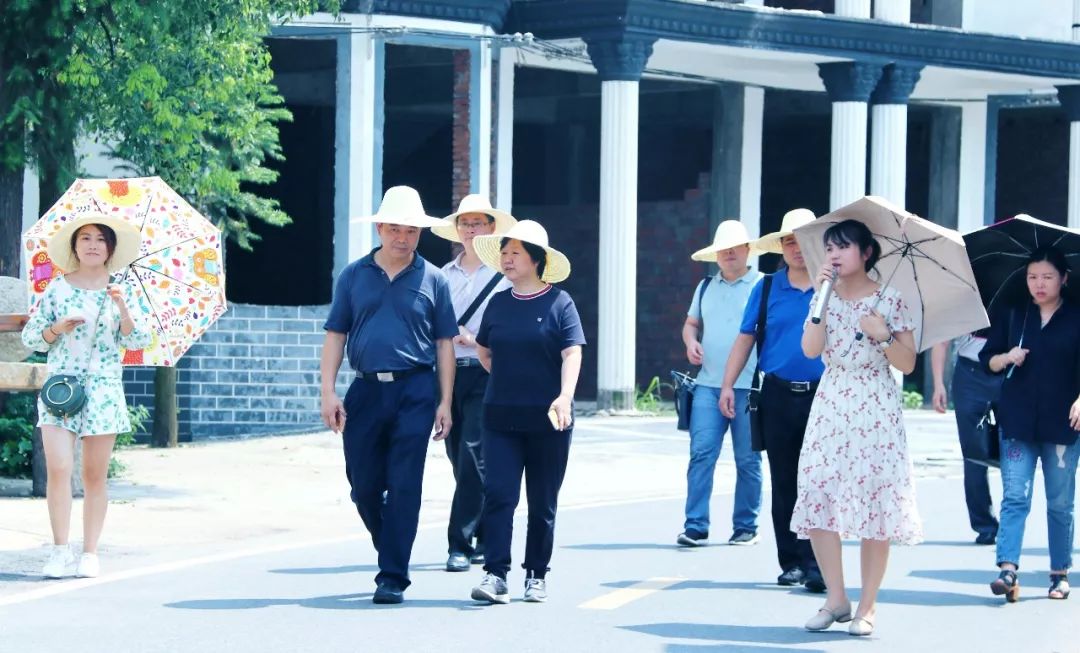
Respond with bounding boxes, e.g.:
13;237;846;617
720;209;827;593
320;186;458;605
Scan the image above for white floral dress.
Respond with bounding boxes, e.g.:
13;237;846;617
790;285;923;544
22;276;152;437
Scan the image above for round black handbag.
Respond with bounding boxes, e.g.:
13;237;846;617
40;374;88;418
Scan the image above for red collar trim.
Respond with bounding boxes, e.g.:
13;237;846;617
511;285;553;300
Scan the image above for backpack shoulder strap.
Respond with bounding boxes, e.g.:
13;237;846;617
754;274;774;355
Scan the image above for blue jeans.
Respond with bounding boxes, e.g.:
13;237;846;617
952;359;1002;537
684;386;762;535
997;436;1080;572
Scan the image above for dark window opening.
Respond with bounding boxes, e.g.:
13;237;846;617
996;106;1069;226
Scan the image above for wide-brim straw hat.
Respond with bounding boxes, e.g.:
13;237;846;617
473;220;571;283
431;194;517;243
754;208;817;254
351;185;444;228
47;211;141;274
691;220;760;262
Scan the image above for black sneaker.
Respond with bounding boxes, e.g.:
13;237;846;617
373;582;404;604
677;529;709;547
975;532;997;546
471;572;510;604
470;551;486;565
777;567;806;586
803;569;827;593
446;552;470;572
728;530;760;546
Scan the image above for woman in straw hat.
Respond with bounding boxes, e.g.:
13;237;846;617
22;212;150;580
466;220;585;605
431;194;515;572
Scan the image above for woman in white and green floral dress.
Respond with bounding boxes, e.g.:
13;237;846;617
22;213;149;580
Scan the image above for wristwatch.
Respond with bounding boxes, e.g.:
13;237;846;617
880;332;895;348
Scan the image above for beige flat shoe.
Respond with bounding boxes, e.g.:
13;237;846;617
804;603;853;631
848;616;875;636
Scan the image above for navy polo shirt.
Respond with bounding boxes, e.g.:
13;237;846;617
323;248;458;372
476;286;586;431
739;269;824;382
980;300;1080;445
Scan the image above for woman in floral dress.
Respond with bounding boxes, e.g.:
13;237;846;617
796;219;922;636
22;213;149;579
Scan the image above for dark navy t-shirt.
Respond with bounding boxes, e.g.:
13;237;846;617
323;248;458;372
476;286;586;431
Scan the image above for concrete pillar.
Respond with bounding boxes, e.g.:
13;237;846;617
835;0;871;18
471;42;493;199
585;35;656;411
869;64;923;207
873;0;911;23
819;62;884;210
494;46;515;211
710;84;764;243
957;102;988;231
336;33;384;273
1057;86;1080;229
741;87;764;240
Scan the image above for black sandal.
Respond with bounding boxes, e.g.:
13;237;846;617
990;569;1020;603
1049;574;1070;600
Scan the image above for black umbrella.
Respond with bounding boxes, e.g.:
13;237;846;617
963;214;1080;316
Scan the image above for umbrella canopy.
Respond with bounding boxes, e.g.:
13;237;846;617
793;196;988;352
23;177;227;367
962;214;1080;317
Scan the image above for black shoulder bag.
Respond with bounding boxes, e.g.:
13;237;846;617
967;307;1022;469
673;276;712;432
747;274;774;452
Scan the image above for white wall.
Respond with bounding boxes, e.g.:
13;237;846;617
963;0;1073;41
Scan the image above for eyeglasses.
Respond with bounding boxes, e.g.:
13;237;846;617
457;221;491;230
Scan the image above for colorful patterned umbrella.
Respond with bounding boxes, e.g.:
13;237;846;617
23;177;226;367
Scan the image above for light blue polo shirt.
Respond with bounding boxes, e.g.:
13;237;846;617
739;268;825;383
689;268;762;390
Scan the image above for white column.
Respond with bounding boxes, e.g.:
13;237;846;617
495;48;515;211
337;33;383;272
598;81;639;410
1075;0;1080;40
20;166;40;280
470;41;493;199
835;0;871;18
830;102;869;210
740;87;764;239
957;102;988;232
873;0;911;23
870;104;907;206
1070;122;1080;229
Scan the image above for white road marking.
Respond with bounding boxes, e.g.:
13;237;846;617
578;576;685;610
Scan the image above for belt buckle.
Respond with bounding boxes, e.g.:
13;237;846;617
792;381;810;392
376;372;394;383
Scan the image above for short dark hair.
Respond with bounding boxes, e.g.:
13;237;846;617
500;237;547;279
822;219;881;272
1027;245;1070;278
72;223;118;264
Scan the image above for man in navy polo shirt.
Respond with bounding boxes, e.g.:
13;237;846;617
720;209;827;593
320;186;458;605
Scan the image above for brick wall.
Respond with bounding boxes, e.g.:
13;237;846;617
123;304;351;440
452;49;471;208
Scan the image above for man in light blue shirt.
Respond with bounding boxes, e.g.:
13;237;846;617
678;220;764;547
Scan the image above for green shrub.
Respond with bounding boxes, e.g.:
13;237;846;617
635;376;676;414
902;390;924;409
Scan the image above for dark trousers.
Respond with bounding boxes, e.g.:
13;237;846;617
481;426;572;580
760;374;820;575
952;358;1003;538
341;371;437;589
445;366;489;555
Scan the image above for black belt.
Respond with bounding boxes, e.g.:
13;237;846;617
764;373;819;394
356;367;430;383
456;357;482;368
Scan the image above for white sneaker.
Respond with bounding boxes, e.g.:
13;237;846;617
42;545;75;578
75;552;100;578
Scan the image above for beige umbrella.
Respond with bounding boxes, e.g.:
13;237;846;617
793;195;988;352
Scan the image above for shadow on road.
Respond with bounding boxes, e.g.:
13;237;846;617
563;543;680;551
666;645;829;653
622;623;842;647
165;592;480;611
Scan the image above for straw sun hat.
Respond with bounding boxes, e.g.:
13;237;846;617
691;220;759;262
473;220;571;284
431;194;517;243
47;212;141;274
352;186;445;228
754;208;817;254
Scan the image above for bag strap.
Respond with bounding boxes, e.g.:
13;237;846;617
751;274;774;387
76;287;111;380
458;272;504;327
694;276;713;339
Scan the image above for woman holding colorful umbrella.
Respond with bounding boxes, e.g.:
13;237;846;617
22;213;151;579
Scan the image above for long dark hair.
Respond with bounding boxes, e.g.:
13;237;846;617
500;237;547;279
822;219;881;272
